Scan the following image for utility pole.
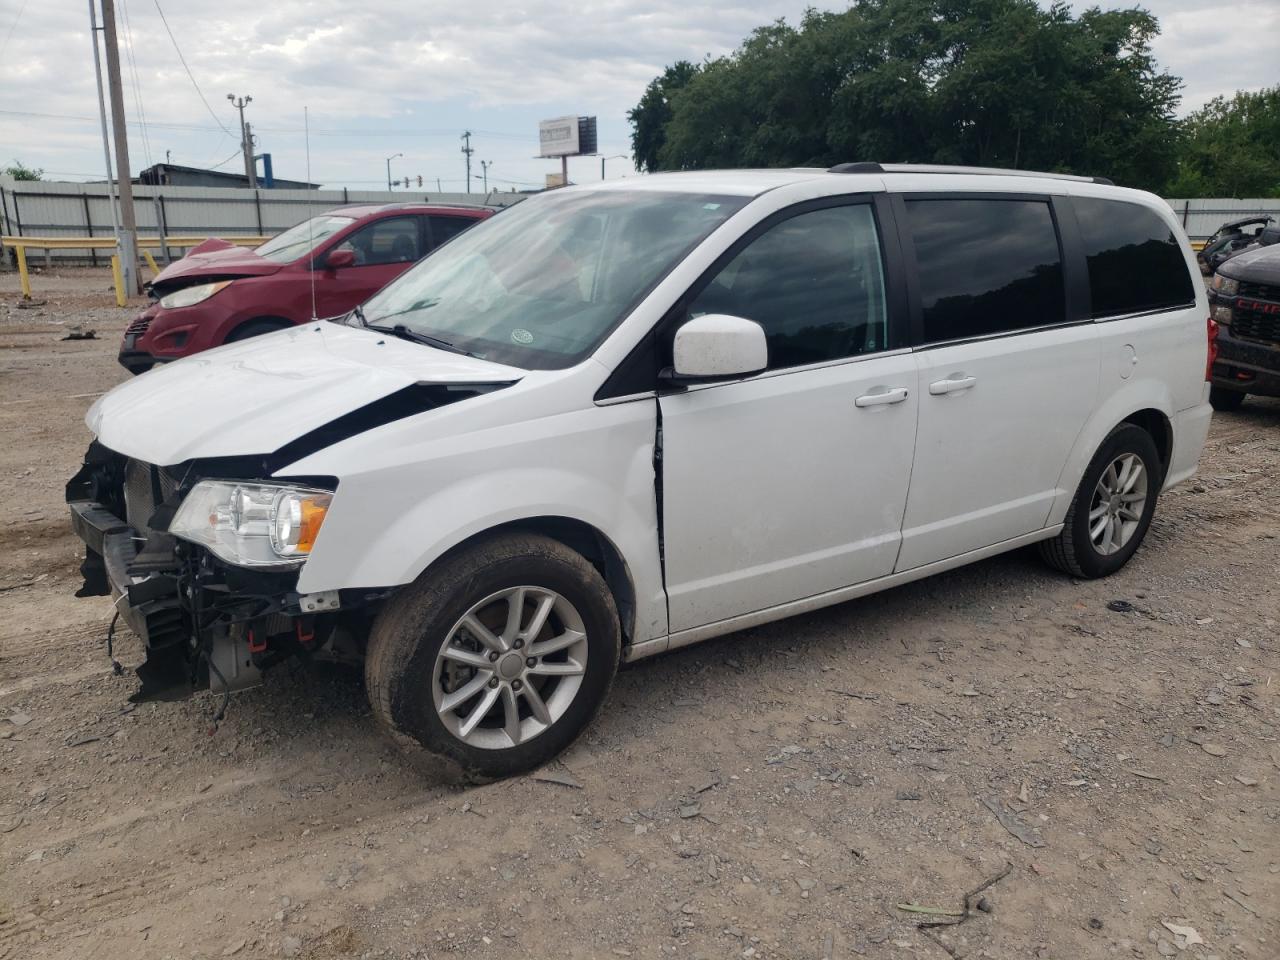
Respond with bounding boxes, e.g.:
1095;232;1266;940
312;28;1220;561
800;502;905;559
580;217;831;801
100;0;140;294
244;122;255;183
460;131;474;194
227;94;257;187
385;152;402;192
480;160;492;193
88;1;120;253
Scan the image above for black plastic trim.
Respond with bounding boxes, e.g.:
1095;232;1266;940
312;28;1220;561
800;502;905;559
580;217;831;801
271;381;511;468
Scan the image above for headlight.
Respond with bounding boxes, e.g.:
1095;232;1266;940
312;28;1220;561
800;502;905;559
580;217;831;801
1211;275;1239;296
159;280;232;309
170;480;333;568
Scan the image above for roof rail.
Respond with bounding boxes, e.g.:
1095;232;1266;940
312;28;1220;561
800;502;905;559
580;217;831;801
828;161;884;174
828;161;1115;186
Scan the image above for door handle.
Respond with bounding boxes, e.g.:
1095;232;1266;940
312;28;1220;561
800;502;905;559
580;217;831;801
928;375;977;395
854;387;910;408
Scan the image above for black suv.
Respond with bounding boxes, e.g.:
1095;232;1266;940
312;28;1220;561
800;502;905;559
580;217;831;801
1208;243;1280;410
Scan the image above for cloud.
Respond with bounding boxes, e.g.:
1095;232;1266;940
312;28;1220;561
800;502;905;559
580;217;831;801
1;1;1272;189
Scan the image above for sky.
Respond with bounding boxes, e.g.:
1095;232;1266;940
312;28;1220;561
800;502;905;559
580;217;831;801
0;0;1275;192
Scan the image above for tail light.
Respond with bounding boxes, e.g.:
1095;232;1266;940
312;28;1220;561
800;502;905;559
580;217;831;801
1206;316;1219;381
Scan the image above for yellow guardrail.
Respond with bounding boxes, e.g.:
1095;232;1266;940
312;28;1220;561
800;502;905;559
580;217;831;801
1;235;271;306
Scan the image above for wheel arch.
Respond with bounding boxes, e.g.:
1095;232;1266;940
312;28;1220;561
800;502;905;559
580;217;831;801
226;315;294;342
1048;382;1177;527
422;516;639;647
1119;407;1173;479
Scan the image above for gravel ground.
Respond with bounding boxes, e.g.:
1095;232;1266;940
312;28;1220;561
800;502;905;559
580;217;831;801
1;268;1277;960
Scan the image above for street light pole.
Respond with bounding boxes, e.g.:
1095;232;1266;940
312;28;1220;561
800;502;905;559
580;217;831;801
601;154;629;180
227;94;256;187
385;153;402;192
480;160;492;193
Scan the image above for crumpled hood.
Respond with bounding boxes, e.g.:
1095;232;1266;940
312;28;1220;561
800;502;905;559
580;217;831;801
150;243;283;290
88;322;523;466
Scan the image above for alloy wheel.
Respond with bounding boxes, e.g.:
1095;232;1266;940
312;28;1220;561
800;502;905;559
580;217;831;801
432;586;588;750
1088;453;1148;556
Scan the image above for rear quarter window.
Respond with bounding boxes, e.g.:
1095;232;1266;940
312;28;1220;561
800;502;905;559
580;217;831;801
1072;197;1196;318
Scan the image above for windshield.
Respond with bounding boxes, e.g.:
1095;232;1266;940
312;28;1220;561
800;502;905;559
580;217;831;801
256;215;355;263
359;189;749;369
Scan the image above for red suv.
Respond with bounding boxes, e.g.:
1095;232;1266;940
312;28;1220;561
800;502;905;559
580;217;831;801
120;203;493;373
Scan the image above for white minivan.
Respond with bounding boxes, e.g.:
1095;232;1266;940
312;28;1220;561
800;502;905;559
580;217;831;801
68;164;1214;777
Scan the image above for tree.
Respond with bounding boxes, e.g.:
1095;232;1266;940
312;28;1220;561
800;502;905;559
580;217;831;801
1166;87;1280;197
628;61;700;173
630;0;1184;192
4;160;43;181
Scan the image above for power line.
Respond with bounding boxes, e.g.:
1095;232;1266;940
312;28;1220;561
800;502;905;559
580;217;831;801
117;0;154;167
0;108;537;141
0;0;29;58
205;148;243;171
151;0;236;139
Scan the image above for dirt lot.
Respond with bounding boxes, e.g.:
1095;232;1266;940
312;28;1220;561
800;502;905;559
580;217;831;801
0;268;1276;960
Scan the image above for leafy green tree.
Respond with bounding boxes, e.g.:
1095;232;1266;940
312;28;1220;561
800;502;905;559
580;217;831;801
1166;87;1280;197
631;0;1184;192
628;61;700;173
4;160;43;181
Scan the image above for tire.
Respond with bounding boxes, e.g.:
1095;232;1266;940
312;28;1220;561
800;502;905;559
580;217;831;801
1209;386;1247;412
365;532;621;780
227;318;291;342
1039;424;1162;579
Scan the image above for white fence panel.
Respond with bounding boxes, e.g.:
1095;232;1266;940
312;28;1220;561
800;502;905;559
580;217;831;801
1164;198;1280;242
0;177;522;263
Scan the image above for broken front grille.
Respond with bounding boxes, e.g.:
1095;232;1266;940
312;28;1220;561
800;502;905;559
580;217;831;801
125;315;153;336
122;459;179;532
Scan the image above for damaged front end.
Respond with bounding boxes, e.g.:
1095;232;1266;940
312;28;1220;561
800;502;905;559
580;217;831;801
66;442;379;708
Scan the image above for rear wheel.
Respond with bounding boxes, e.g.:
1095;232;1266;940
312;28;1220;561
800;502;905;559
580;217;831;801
1039;424;1161;579
227;318;291;342
365;533;621;780
1209;386;1247;412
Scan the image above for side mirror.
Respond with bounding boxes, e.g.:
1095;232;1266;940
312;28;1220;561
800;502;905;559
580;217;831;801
663;313;767;384
324;248;356;270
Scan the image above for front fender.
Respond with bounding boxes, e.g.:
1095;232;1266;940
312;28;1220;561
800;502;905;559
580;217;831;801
293;397;669;642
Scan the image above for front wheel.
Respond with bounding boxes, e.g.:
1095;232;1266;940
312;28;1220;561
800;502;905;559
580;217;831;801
365;533;621;780
1039;424;1161;579
227;318;291;342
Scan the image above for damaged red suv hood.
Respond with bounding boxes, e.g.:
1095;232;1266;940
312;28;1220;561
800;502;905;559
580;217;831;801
149;240;283;294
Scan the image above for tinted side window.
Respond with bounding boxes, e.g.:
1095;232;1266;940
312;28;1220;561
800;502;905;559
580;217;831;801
428;214;477;248
686;204;888;370
1072;198;1196;317
336;216;420;266
906;199;1065;343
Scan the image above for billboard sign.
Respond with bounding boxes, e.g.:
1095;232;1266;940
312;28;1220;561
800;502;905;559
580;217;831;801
539;116;580;158
539;116;598;158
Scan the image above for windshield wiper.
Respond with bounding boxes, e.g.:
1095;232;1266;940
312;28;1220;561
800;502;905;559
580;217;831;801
350;304;369;327
367;323;477;358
